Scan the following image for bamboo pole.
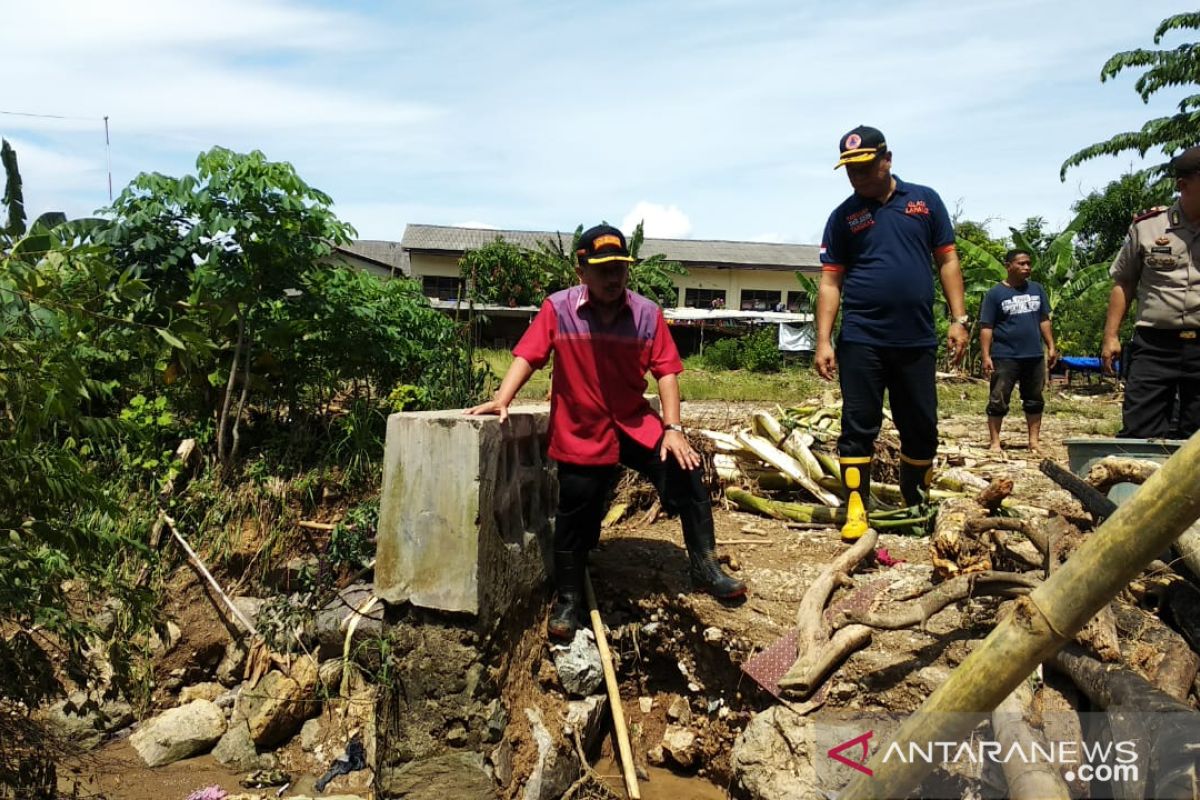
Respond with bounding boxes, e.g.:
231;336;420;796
839;430;1200;799
583;568;640;800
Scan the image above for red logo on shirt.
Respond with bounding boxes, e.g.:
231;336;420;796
905;200;929;216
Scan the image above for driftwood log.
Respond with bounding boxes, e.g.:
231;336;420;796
777;529;877;699
1086;456;1161;492
1040;458;1118;522
831;571;1040;630
1081;457;1200;581
1112;602;1200;702
1055;645;1200;799
930;496;997;580
992;676;1071;799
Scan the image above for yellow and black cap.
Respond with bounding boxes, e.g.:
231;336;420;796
1170;146;1200;177
576;224;635;266
835;125;887;169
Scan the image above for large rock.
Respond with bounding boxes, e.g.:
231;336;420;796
661;725;698;769
565;695;608;754
237;660;319;747
378;751;497;799
315;582;384;658
731;708;821;800
522;706;578;800
130;700;226;767
550;629;603;697
216;639;248;687
212;718;276;771
179;682;225;705
43;691;133;751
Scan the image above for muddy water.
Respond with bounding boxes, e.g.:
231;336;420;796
591;757;730;799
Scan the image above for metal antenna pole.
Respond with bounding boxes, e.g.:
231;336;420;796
103;115;112;202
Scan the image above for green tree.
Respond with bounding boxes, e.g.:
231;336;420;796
100;147;356;469
625;220;687;307
1061;12;1200;179
1071;170;1174;264
460;236;542;306
0;147;156;720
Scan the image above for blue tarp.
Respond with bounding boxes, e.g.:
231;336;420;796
1059;356;1118;374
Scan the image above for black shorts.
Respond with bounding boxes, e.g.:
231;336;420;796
986;357;1045;418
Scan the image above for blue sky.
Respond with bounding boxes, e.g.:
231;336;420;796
0;0;1188;244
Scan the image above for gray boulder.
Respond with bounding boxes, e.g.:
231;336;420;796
129;699;226;767
550;629;602;697
378;751;497;799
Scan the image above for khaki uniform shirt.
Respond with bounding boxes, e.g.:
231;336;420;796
1109;201;1200;329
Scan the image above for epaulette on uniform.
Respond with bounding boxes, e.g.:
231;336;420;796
1133;206;1168;223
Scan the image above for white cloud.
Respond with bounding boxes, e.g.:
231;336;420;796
622;202;693;239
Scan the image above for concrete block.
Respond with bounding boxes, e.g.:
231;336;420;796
376;407;555;616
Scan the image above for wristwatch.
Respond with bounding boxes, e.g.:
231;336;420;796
664;423;685;433
952;315;969;326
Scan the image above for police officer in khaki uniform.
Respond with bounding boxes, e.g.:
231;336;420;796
1102;146;1200;438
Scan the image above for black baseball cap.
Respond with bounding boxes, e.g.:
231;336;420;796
835;125;887;169
1170;146;1200;177
576;224;634;266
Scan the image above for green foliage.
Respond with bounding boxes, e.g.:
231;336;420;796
701;337;742;370
1061;12;1200;179
742;326;784;373
2;139;25;237
99;147;357;467
461;237;543;306
626;220;687;307
527;226;582;296
1;158;157;710
1071;170;1174;264
700;327;782;373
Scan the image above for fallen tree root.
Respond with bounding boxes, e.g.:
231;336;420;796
777;528;878;699
1085;456;1160;492
831;571;1041;630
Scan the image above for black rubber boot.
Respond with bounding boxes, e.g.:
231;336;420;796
547;550;586;641
684;523;747;599
899;457;934;507
839;457;872;542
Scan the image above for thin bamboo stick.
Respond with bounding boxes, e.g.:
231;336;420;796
583;568;641;800
839;431;1200;799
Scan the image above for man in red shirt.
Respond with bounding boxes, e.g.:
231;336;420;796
467;223;746;640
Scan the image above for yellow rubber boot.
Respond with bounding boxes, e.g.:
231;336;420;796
839;457;872;542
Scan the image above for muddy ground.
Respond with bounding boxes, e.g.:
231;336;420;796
67;386;1122;799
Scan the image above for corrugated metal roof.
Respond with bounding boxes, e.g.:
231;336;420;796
397;224;820;271
338;239;410;274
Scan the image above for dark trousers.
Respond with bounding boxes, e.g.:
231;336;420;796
555;430;712;553
1119;328;1200;439
837;341;938;460
986;357;1046;418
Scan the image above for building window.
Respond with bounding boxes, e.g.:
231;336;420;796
740;289;782;311
684;288;727;309
422;275;465;301
787;290;812;312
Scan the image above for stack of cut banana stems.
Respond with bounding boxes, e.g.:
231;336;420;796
701;407;1009;535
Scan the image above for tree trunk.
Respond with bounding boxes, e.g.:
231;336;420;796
216;308;245;469
1040;458;1118;522
992;676;1071;799
1055;645;1200;799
